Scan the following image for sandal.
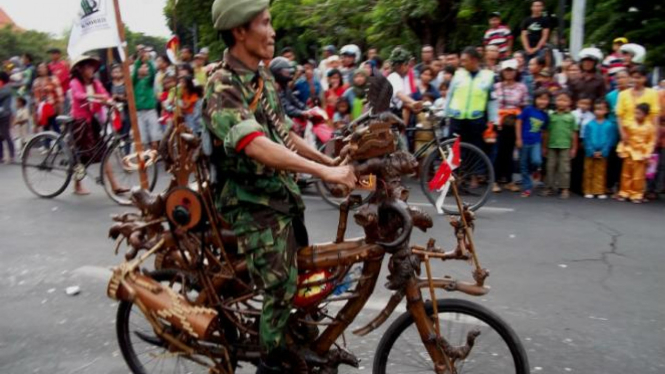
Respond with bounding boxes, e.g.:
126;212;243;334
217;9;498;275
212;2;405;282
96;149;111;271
492;183;502;193
521;190;532;198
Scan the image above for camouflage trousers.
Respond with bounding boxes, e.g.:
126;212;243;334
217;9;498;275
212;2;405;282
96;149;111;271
233;210;299;354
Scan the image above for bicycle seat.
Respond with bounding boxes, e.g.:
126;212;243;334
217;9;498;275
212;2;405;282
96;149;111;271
56;115;74;125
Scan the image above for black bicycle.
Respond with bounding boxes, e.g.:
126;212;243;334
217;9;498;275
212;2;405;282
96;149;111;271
317;107;495;215
21;102;158;205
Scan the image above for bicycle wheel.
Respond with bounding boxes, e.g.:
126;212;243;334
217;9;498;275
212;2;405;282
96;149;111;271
315;139;374;208
116;270;234;374
420;139;494;214
373;299;529;374
21;132;74;199
101;140;158;206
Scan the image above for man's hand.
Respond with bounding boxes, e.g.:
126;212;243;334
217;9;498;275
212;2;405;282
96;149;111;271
320;165;356;190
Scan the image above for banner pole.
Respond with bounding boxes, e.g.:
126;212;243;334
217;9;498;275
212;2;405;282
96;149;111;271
112;0;149;189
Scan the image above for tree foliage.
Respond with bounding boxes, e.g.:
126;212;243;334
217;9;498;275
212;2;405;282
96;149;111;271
165;0;664;66
0;26;66;62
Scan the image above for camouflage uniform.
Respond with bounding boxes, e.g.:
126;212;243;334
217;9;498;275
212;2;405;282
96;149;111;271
204;50;305;354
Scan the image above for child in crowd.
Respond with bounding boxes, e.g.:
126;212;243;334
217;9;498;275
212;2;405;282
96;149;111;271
158;73;176;128
571;95;596;194
616;103;656;203
433;80;449;111
516;89;550;197
332;97;352;129
542;91;578;199
13;97;30;151
414;92;438;154
178;76;201;134
583;100;613;199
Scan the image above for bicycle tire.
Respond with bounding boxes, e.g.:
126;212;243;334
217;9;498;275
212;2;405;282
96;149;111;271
116;269;238;374
101;141;159;206
420;139;495;215
373;298;529;374
21;132;74;199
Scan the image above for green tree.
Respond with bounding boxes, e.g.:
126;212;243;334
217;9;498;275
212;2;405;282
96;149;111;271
0;26;67;63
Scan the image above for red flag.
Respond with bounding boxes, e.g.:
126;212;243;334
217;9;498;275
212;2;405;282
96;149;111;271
428;158;452;191
166;36;180;64
451;136;461;169
111;107;123;132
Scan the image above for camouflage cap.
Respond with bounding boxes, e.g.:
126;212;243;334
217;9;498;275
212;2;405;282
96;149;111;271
389;47;411;64
212;0;269;31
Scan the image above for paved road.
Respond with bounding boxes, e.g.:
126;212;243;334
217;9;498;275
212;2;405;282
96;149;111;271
0;163;664;374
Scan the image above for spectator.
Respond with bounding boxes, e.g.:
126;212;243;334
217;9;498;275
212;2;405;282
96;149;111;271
616;66;660;137
542;90;578;199
602;37;628;88
445;53;460;70
154;55;173;102
415;45;435;77
340;46;359;85
387;47;422;115
535;68;561;98
0;72;14;164
583;100;614;199
332;97;352;129
179;46;194;65
616;103;657;203
69;56;125;195
520;0;551;61
318;45;337;87
494;59;529;193
516;89;550;197
431;59;444;87
571;95;596;194
13;97;30;151
18;53;36;99
193;53;208;87
411;66;440;102
442;65;456;83
606;69;630;193
280;47;296;62
366;47;378;63
269;57;309;135
199;47;210;65
558;62;581;89
158;73;176;128
484;12;514;60
483;45;501;74
132;50;161;150
178;75;201;134
446;46;497;151
110;64;130;153
619;43;646;72
525;56;545;101
513;51;527;75
294;60;322;107
323;69;347;119
555;54;574;87
342;69;369;119
47;48;70;99
32;62;64;134
568;48;606;105
433;80;450;116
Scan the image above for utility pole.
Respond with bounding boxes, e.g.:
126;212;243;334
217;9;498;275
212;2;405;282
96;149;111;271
570;0;586;58
557;0;566;51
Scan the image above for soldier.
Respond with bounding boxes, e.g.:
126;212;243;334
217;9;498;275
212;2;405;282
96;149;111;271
205;1;357;373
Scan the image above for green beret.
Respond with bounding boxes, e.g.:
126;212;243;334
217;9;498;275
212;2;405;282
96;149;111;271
212;0;270;31
389;47;412;64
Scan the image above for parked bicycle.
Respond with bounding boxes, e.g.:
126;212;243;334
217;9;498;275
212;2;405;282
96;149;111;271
316;104;495;215
21;101;159;205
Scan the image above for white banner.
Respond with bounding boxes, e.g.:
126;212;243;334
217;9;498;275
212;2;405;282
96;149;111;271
68;0;124;60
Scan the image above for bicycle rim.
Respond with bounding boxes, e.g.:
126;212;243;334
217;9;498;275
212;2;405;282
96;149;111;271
374;299;528;374
421;141;494;214
21;133;73;199
101;141;158;206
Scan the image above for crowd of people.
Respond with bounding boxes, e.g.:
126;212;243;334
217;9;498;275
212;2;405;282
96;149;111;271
1;0;664;202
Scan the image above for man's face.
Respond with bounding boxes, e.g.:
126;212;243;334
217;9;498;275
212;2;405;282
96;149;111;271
446;54;459;68
283;52;295;61
615;71;629;89
111;67;123;80
528;58;541;74
421;47;434;63
613;42;622;53
461;54;478;72
342;54;355;67
396;63;409;76
531;1;544;15
581;59;595;73
431;60;442;74
485;47;499;61
367;49;378;60
242;9;276;62
181;49;192;62
489;17;501;28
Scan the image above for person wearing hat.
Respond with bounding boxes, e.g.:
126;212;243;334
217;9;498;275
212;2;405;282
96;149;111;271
317;45;337;87
568;47;606;105
207;1;356;371
68;55;127;196
602;37;628;87
47;48;70;96
483;12;514;60
387;47;422;114
192;53;208;86
535;67;561;98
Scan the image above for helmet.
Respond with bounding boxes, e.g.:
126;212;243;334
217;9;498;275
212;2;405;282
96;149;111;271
620;43;646;64
269;57;295;84
578;47;604;63
389;47;412;65
340;44;362;63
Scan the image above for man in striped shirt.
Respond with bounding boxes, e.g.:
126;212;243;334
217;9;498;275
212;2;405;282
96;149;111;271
602;37;628;89
484;12;514;60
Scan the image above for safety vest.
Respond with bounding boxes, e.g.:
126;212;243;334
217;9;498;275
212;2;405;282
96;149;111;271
448;69;495;120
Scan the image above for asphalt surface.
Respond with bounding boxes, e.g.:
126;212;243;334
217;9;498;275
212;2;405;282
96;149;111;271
0;162;664;374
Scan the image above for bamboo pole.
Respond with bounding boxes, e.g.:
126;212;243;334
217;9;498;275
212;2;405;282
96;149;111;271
112;0;149;189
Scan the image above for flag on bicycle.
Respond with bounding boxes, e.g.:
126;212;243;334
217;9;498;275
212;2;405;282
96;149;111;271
68;0;124;60
428;137;461;214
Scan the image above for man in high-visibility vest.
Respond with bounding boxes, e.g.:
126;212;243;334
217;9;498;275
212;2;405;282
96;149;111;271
445;46;498;149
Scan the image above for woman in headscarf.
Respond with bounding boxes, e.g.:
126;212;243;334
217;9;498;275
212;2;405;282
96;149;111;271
69;55;127;195
342;68;369;119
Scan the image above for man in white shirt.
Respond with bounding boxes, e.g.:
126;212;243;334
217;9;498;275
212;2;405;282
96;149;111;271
387;47;422;113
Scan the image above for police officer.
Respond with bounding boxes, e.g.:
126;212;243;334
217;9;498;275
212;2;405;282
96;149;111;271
205;1;356;373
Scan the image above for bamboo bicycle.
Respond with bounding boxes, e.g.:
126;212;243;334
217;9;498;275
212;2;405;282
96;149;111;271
106;74;528;374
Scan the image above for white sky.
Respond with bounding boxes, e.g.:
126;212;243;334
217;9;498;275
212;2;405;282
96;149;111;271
0;0;171;38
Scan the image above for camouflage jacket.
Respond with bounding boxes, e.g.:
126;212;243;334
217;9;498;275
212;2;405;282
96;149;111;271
204;50;304;225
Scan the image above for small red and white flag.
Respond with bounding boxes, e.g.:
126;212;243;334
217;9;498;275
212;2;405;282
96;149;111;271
428;137;461;214
166;36;180;64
